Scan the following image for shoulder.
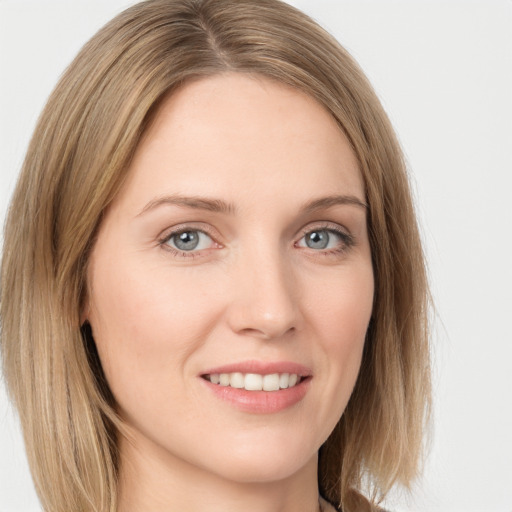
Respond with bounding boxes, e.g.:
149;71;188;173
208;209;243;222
320;496;339;512
320;496;389;512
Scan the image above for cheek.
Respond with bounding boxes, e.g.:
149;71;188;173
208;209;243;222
306;264;373;421
308;262;373;347
86;251;220;403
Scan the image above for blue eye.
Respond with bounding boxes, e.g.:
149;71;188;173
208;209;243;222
165;230;214;252
298;228;352;252
304;230;330;250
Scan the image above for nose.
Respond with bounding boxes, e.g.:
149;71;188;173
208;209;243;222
226;246;302;341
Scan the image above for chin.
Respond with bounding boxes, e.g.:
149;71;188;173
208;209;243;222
191;431;320;484
207;450;317;485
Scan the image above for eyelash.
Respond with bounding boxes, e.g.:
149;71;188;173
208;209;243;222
158;224;219;259
158;223;354;259
296;224;355;257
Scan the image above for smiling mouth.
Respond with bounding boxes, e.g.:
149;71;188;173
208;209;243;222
202;372;306;391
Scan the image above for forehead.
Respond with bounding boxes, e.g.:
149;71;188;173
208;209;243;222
117;73;364;211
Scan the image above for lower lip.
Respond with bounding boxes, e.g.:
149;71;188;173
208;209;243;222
201;378;311;414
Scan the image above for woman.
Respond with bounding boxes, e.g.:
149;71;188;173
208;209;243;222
0;1;430;511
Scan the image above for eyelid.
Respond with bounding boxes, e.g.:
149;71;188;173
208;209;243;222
295;222;355;252
158;223;221;257
158;222;218;242
157;221;354;259
296;221;351;239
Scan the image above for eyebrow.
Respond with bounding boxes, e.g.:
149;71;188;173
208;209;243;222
301;195;368;213
137;194;236;217
137;193;367;217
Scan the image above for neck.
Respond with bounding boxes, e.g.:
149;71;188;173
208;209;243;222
117;432;321;512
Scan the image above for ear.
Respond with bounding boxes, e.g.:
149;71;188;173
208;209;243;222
80;297;91;327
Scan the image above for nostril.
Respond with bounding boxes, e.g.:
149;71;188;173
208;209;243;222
238;325;296;341
225;266;302;339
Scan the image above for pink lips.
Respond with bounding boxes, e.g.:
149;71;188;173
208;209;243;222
199;360;312;414
202;360;311;376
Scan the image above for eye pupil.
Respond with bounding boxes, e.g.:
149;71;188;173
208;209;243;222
174;231;200;251
306;230;329;249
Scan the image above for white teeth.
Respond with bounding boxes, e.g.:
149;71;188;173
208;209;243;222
230;372;244;388
279;373;290;389
207;372;301;391
263;373;280;391
245;373;263;391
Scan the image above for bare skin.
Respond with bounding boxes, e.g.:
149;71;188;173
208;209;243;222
86;73;373;512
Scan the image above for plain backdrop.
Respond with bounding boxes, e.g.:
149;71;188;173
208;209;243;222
1;1;511;511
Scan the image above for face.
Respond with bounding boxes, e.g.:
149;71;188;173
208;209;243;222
86;74;374;484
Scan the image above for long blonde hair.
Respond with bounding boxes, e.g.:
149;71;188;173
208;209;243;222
0;1;430;511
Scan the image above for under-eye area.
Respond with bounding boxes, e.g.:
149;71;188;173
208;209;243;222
158;224;355;259
162;228;217;253
1;0;432;508
295;225;355;255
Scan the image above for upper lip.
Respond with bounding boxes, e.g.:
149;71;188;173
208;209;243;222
200;360;312;377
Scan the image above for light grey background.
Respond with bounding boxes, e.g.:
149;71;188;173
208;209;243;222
1;1;511;511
